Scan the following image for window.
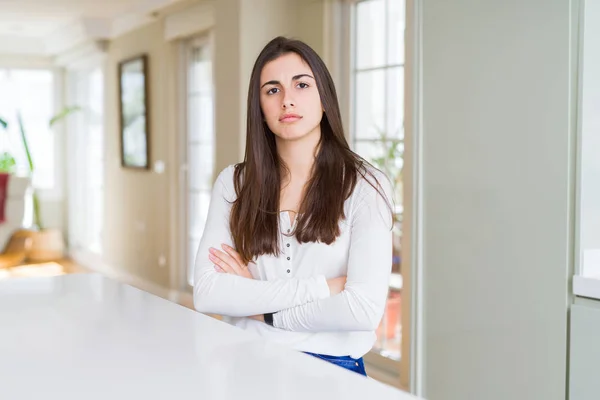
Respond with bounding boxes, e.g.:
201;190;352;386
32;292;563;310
185;36;215;286
0;69;55;189
67;68;104;255
577;0;600;290
350;0;405;362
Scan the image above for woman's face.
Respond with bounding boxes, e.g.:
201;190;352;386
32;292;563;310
259;52;323;143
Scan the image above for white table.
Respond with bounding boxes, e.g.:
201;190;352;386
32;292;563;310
0;273;418;400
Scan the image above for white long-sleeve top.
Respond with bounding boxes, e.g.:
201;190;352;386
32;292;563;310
193;164;393;359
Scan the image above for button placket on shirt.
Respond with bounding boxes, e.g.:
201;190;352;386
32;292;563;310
284;226;292;274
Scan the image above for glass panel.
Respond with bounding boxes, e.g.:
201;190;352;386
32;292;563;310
189;143;214;192
88;68;104;255
189;190;211;238
188;95;214;145
26;121;54;189
354;140;385;163
354;0;405;367
356;139;403;361
386;66;404;140
189;44;212;94
355;139;403;208
198;94;214;145
578;8;600;279
12;70;54;119
374;282;402;360
188;94;200;142
0;69;54;187
387;0;405;65
355;0;386;70
354;69;385;140
189;236;202;282
186;38;214;287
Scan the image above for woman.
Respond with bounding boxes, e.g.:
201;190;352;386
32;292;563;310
193;36;393;377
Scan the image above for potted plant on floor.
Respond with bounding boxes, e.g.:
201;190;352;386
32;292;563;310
0;117;17;175
15;107;80;261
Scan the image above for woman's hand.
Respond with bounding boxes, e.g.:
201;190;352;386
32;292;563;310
326;276;347;296
209;244;253;279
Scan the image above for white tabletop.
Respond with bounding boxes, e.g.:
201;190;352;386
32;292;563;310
0;273;418;400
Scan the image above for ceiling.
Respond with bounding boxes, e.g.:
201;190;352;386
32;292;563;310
0;0;141;37
0;0;187;56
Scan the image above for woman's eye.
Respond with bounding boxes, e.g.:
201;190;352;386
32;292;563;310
266;87;280;95
297;82;309;89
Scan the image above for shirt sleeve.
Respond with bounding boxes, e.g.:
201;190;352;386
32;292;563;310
193;166;331;318
272;173;394;332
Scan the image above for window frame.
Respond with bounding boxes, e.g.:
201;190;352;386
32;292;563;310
179;32;216;290
65;67;105;254
337;0;406;385
573;0;600;300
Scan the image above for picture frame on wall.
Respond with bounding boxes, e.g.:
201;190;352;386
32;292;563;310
118;54;150;169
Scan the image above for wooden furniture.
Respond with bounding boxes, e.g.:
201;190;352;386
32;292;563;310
0;229;32;269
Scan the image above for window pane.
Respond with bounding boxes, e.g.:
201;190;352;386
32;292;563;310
578;4;600;280
188;95;214;145
189;44;212;94
27;121;54;188
198;95;214;145
354;69;385;140
189;143;214;192
0;69;54;188
387;0;405;65
356;139;403;361
189;190;211;238
354;0;405;367
355;139;403;206
188;95;200;142
186;38;214;287
355;0;386;70
189;237;201;277
374;283;402;360
386;66;404;139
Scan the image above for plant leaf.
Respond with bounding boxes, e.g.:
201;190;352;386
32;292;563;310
17;111;34;173
0;152;16;173
0;117;7;130
49;106;81;127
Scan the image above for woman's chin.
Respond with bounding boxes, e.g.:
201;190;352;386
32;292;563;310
274;127;319;143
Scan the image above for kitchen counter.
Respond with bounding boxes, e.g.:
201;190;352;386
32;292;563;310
0;273;418;400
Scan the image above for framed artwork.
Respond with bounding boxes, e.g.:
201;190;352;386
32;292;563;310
118;54;150;169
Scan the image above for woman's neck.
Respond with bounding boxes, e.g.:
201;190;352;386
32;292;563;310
276;130;321;183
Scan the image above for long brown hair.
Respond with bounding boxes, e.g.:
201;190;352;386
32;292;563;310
230;36;391;264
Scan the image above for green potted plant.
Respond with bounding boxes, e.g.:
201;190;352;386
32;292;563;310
15;107;80;261
0;117;16;174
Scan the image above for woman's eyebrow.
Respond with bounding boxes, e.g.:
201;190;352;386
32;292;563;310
260;74;315;89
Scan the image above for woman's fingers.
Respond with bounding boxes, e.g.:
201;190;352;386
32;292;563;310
209;247;243;275
209;249;235;274
221;244;246;269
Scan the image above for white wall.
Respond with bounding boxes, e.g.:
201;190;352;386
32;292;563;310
420;1;574;399
579;0;600;277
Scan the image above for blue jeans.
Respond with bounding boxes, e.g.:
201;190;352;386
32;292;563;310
304;352;367;376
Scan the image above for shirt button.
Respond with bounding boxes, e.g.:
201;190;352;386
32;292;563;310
287;269;290;273
287;229;290;233
287;257;290;261
286;243;290;247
